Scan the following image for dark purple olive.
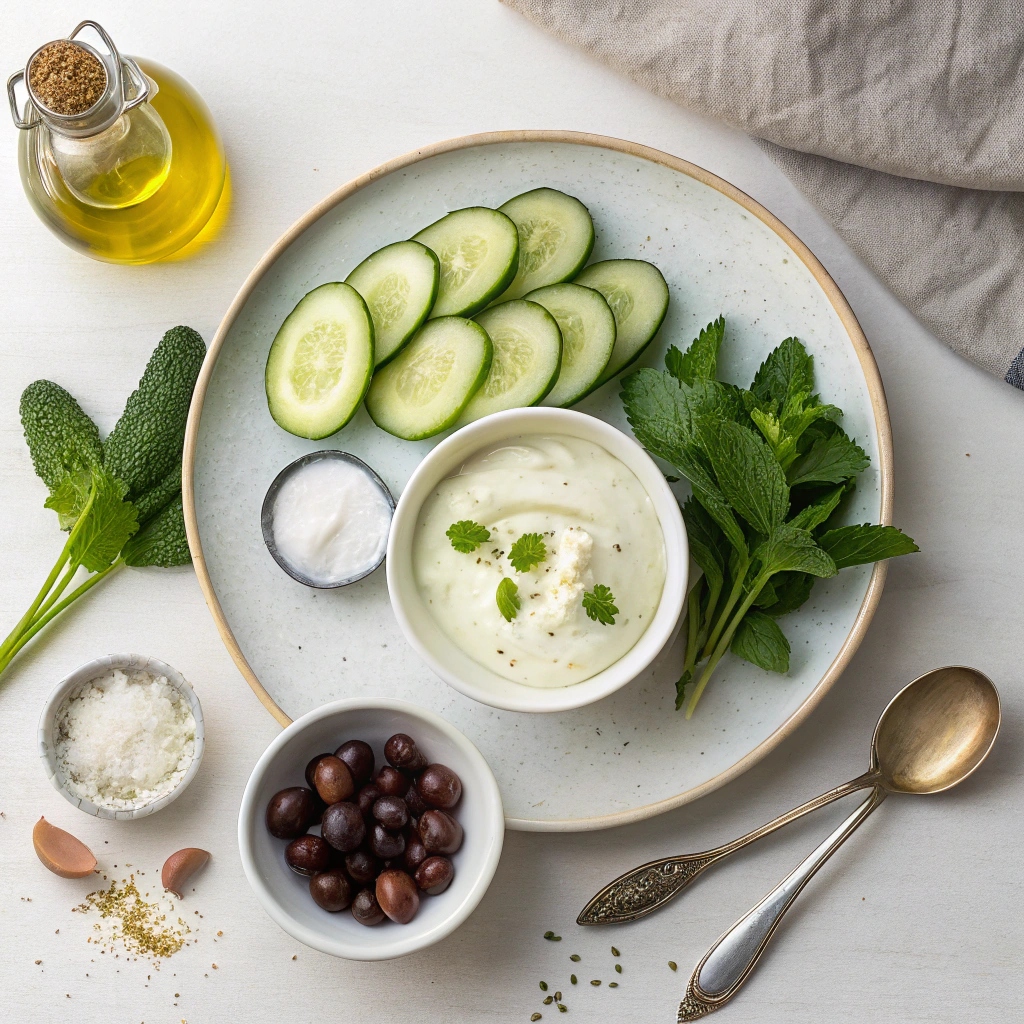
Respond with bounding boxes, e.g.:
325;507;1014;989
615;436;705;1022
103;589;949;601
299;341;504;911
305;753;333;790
357;782;382;818
376;869;420;924
384;733;428;774
313;755;355;805
403;836;428;873
335;740;375;786
376;766;410;797
370;822;406;860
418;809;463;855
416;764;463;810
351;887;385;926
321;802;366;852
284;834;332;876
372;795;408;831
266;787;318;839
344;848;380;886
415;855;454;895
404;784;427;817
309;869;353;912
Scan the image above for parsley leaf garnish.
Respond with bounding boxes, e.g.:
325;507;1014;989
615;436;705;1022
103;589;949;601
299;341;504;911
582;584;618;625
496;578;520;621
508;532;547;573
446;520;490;553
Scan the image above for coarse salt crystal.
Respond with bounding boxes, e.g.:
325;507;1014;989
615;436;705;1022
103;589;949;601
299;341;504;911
55;668;196;809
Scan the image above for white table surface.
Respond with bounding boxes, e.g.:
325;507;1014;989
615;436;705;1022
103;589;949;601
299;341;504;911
2;3;1021;1022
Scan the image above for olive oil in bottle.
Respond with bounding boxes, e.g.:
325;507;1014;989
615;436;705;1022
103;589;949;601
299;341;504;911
9;20;227;264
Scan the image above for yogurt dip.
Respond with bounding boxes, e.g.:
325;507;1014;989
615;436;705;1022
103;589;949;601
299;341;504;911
413;434;667;687
265;453;394;586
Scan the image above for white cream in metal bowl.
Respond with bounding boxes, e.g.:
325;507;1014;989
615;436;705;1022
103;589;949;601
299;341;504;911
387;407;688;713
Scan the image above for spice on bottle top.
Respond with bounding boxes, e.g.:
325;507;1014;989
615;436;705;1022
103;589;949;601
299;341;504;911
29;41;106;116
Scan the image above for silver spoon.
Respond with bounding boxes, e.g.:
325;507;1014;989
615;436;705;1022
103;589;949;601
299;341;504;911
578;666;1001;927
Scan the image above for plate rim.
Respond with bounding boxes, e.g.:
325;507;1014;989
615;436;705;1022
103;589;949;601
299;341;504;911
182;129;893;832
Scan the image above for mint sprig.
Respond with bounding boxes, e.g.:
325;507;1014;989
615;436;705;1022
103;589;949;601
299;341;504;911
508;532;547;573
446;520;490;553
582;584;618;625
622;316;919;718
496;578;520;622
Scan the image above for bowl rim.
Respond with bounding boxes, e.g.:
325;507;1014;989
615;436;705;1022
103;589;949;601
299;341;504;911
37;653;205;821
385;407;688;713
236;696;505;961
260;449;396;589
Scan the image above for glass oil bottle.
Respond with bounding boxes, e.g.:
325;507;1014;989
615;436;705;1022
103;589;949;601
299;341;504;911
7;20;228;264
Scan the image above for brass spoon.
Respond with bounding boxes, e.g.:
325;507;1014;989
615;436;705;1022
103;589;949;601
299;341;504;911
579;666;1001;927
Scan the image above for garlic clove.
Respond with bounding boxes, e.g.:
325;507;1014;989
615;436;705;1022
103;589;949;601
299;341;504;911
161;847;210;899
32;817;97;878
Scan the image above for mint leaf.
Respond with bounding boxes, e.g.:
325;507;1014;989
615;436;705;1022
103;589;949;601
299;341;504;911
788;485;845;531
755;523;837;578
697;417;789;535
508;532;547;573
496;578;520;621
787;431;869;487
666;316;725;386
751;337;814;411
582;584;618;625
682;497;725;598
447;520;490;553
730;610;791;672
761;571;815;616
818;524;919;569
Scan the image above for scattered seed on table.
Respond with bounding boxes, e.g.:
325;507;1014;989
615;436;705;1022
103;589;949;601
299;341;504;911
569;954;581;962
570;974;577;985
591;980;601;986
611;946;620;957
531;1015;542;1022
543;996;553;1005
554;992;561;1001
609;982;619;988
668;961;678;971
540;981;548;991
615;964;622;974
557;1005;567;1014
543;931;562;941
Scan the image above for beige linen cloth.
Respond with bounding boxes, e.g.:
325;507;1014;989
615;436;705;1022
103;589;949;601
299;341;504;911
501;0;1024;389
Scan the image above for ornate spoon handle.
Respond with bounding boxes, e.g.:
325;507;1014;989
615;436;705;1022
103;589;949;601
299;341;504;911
677;787;887;1021
577;769;879;925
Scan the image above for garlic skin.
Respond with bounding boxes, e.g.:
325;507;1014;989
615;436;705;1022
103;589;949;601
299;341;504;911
161;847;210;899
32;817;97;879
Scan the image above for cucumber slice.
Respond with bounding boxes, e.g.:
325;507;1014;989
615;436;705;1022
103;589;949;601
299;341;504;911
458;299;562;423
365;316;492;440
265;282;374;440
498;188;595;301
575;259;670;385
346;240;439;367
527;283;616;407
413;207;519;318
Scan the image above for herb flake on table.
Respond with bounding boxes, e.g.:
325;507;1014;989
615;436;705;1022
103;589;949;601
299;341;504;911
621;317;918;718
446;519;490;553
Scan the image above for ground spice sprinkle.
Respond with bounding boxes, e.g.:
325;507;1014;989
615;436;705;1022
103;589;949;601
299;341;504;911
29;41;107;116
74;875;193;961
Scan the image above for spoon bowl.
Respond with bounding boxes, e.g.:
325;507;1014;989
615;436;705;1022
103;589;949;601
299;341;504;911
872;666;1001;795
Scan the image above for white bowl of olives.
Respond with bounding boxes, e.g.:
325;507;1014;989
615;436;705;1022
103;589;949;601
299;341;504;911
238;697;504;960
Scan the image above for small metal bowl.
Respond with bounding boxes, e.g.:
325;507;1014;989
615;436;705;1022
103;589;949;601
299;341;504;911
39;654;205;821
261;450;395;589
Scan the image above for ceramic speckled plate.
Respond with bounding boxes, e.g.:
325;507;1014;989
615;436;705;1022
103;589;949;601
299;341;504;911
184;132;891;832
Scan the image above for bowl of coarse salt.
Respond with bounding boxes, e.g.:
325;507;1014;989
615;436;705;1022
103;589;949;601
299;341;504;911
39;655;205;820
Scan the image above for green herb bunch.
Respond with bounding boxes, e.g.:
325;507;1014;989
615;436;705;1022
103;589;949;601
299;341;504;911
621;316;918;718
0;327;205;681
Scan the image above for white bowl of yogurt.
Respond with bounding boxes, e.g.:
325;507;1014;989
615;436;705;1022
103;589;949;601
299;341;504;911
387;408;688;713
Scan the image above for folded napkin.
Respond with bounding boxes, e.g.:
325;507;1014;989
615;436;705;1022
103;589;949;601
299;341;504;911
502;0;1024;389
